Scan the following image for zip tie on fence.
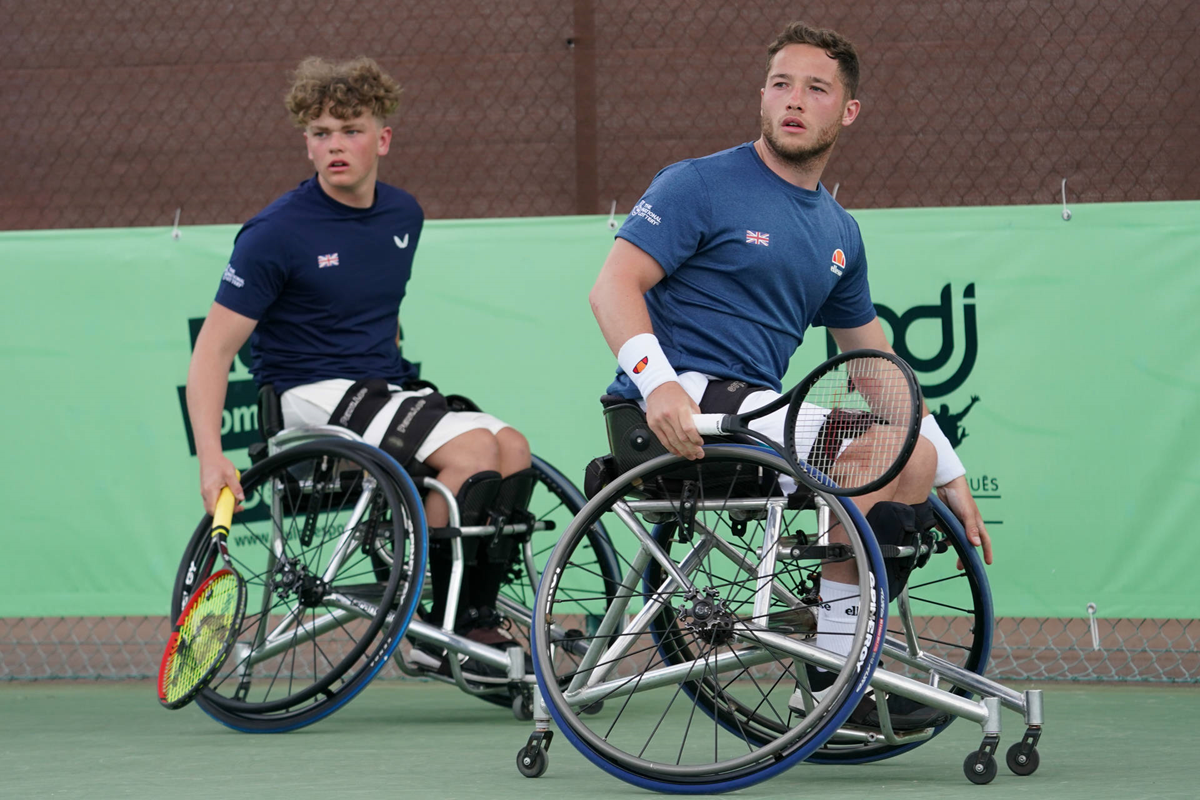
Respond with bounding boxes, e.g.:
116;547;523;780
606;200;618;231
1061;178;1072;222
171;208;183;240
1087;602;1100;650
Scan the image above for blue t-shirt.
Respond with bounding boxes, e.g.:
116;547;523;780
214;177;423;392
608;142;876;398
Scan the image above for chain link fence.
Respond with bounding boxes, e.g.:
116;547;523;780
3;615;1197;682
2;0;1197;681
2;0;1196;230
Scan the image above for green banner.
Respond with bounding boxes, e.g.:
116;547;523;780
1;202;1197;618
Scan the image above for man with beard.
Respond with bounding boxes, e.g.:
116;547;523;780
588;22;992;730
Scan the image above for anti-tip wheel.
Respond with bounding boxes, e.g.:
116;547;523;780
1006;741;1040;776
964;751;998;784
517;746;549;778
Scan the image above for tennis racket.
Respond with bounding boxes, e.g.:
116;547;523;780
158;482;247;709
693;349;922;496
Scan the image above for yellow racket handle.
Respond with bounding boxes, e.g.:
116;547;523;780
211;470;240;538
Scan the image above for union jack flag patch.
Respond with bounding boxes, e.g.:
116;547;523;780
317;253;339;268
746;231;770;246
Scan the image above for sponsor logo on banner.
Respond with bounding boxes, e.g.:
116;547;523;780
825;283;1002;526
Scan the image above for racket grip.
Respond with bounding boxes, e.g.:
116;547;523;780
692;413;729;436
211;469;240;534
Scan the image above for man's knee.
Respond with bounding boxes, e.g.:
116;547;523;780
496;427;531;469
427;429;501;476
900;436;936;491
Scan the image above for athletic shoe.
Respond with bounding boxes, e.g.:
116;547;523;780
847;690;951;730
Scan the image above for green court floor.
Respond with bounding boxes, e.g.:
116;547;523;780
0;680;1194;799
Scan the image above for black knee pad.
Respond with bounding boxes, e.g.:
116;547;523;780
865;501;921;599
910;500;936;539
456;470;503;527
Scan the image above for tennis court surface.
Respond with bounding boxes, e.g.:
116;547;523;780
1;680;1194;799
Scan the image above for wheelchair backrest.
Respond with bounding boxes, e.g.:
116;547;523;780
258;384;284;442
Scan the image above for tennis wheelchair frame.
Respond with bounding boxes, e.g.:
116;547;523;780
169;388;621;732
514;398;1045;791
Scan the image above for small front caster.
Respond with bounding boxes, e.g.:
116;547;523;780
1006;727;1042;776
517;746;549;778
964;751;997;784
964;733;1000;785
517;730;553;779
512;691;533;721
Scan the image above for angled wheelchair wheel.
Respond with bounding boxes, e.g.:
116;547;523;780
532;445;888;793
170;439;426;732
653;491;994;762
807;493;993;762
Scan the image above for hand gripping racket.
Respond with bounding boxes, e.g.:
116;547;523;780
693;349;922;496
158;482;247;709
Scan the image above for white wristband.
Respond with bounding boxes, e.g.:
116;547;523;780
617;333;680;400
921;414;966;487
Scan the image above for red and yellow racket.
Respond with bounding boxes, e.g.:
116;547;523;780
158;482;246;709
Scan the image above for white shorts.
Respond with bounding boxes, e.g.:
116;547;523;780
644;371;833;459
280;379;512;464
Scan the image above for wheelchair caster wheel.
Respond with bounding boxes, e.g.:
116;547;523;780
517;747;548;778
963;751;997;785
1006;741;1039;776
513;693;533;722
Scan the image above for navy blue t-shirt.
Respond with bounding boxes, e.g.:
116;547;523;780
214;177;422;392
608;142;876;399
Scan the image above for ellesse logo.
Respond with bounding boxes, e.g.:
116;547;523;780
632;357;649;374
830;248;846;276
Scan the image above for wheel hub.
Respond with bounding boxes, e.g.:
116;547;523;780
273;558;328;607
678;588;735;646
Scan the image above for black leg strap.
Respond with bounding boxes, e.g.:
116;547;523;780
327;379;393;433
378;391;451;469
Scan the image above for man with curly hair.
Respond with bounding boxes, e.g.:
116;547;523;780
186;57;529;677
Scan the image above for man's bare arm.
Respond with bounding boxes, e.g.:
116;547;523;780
829;319;930;416
589;239;704;459
186;302;257;513
829;319;992;565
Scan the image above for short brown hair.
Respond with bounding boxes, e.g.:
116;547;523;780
765;22;860;100
284;56;402;127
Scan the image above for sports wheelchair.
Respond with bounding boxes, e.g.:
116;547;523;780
169;387;620;732
516;397;1044;790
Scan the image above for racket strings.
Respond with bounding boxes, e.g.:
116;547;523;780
791;356;917;492
162;572;242;704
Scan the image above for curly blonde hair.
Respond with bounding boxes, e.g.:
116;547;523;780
284;57;402;127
